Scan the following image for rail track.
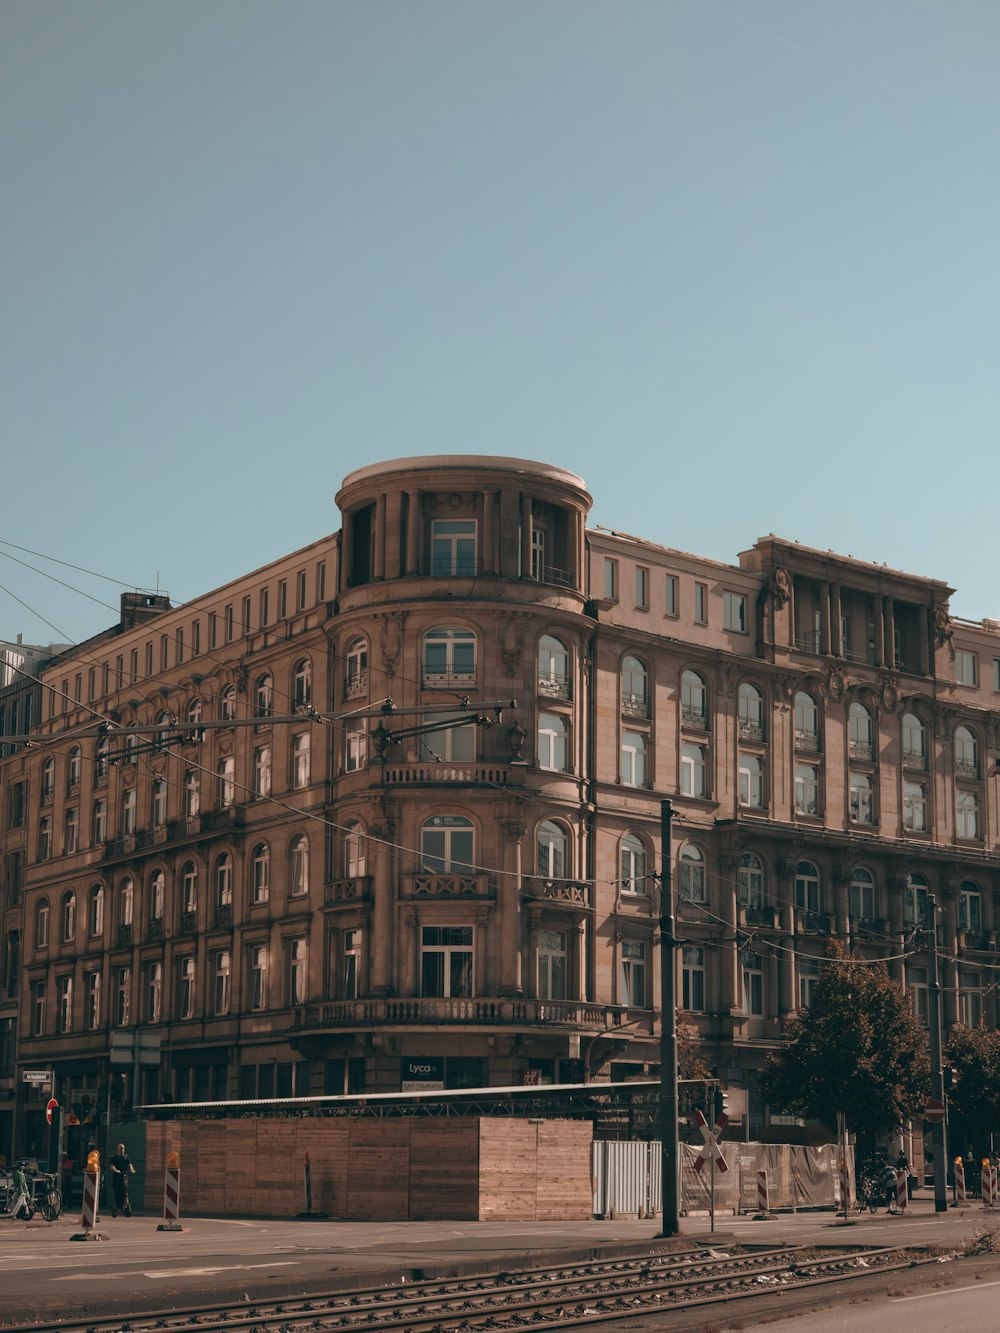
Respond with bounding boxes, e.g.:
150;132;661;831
5;1242;932;1333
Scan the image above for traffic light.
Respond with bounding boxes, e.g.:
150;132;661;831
944;1065;958;1093
714;1086;728;1122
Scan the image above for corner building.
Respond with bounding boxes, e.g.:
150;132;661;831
7;454;1000;1154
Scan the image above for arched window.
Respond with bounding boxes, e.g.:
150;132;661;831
420;816;474;875
94;736;110;781
345;637;368;699
88;884;104;937
681;670;707;728
187;698;204;726
118;877;134;928
622;657;648;716
219;685;236;722
849;867;876;922
538;712;569;772
217;756;235;808
955;725;979;777
904;872;930;928
738;752;764;807
293;658;312;708
537;820;568;879
123;733;139;765
61;890;76;943
251;842;270;904
289;835;309;896
959;881;982;934
679;845;706;903
794;691;819;748
148;870;164;922
681;742;707;798
737;852;765;909
34;898;49;949
180;861;198;914
738;683;765;740
254;674;273;720
215;853;233;907
344;822;366;878
422;627;477;685
620;834;648;895
67;746;82;792
41;757;55;801
151;778;167;826
957;789;980;839
794;860;821;914
849;771;874;824
538;635;569;698
902;712;926;766
185;770;200;818
848;702;873;759
155;710;173;751
621;729;647;787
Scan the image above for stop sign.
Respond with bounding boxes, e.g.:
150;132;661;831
924;1096;945;1124
45;1098;59;1125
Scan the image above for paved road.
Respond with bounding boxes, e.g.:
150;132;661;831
0;1193;994;1325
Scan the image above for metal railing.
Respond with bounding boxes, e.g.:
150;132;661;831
681;705;708;730
294;996;633;1031
522;875;592;907
381;762;511;785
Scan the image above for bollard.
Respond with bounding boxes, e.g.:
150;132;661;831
896;1169;907;1212
953;1155;966;1207
754;1169;772;1219
71;1150;106;1241
157;1150;182;1232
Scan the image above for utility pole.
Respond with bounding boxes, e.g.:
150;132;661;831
927;894;949;1213
659;799;680;1236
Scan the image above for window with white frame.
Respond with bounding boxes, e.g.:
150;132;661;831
346;718;369;770
41;757;54;801
248;944;268;1010
58;975;73;1033
420;815;474;874
217;756;235;808
621;656;648;715
794;762;819;815
430;519;477;575
738;752;764;808
64;806;79;854
957;789;980;839
620;939;647;1007
114;965;131;1026
902;712;926;767
32;980;46;1035
679;844;706;903
538;711;569;772
422;627;476;685
904;875;930;928
254;745;272;797
538;635;569;697
34;899;49;949
903;781;926;831
531;527;546;581
849;771;874;824
61;890;76;942
797;956;820;1010
85;970;102;1029
215;853;233;907
344;822;366;878
538;929;568;1000
219;685;236;721
289;835;309;896
88;885;104;937
293;658;312;708
292;732;311;788
184;770;200;817
342;929;361;999
724;591;747;632
254;674;273;721
151;779;167;826
345;637;368;697
794;861;821;913
954;725;979;777
737;852;765;908
682;945;705;1011
741;951;764;1016
621;730;647;788
959;883;982;934
620;834;647;895
38;815;52;860
93;798;107;845
794;691;819;748
681;742;707;797
119;878;134;929
956;650;977;686
849;867;876;922
738;682;764;740
849;702;873;759
122;788;136;835
67;747;82;792
287;937;307;1006
177;956;195;1020
181;861;198;914
908;964;929;1023
251;843;270;904
145;960;162;1023
212;950;231;1015
420;925;473;997
959;968;983;1027
148;870;164;922
419;712;474;762
681;670;707;728
537;820;567;879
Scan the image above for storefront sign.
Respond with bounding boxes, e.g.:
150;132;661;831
402;1056;444;1092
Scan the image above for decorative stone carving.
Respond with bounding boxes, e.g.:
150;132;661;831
507;720;526;762
877;673;899;712
502;821;526;843
933;605;953;648
496;611;527;676
771;567;791;609
235;665;248;694
824;665;846;702
375;611;407;679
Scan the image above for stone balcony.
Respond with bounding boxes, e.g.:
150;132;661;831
293;996;647;1033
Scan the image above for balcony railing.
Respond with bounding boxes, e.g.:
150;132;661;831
407;873;492;899
146;918;164;942
681;705;708;731
115;923;133;947
795;631;822;654
422;670;477;689
522;876;592;908
325;876;372;905
214;903;233;928
344;671;368;701
293;996;635;1031
852;917;886;935
381;763;511;786
738;718;764;742
180;911;198;935
740;903;776;928
955;759;979;778
902;748;927;770
961;929;993;952
202;807;243;831
621;693;649;720
797;910;830;934
849;740;874;761
538;673;570;700
794;729;819;752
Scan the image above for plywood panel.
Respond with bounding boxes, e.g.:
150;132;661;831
195;1122;230;1214
535;1121;593;1220
346;1121;410;1220
408;1120;479;1220
224;1122;260;1214
478;1121;538;1220
296;1121;350;1216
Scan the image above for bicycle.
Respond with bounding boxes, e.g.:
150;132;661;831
33;1173;62;1222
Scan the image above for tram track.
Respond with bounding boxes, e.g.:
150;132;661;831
2;1242;934;1333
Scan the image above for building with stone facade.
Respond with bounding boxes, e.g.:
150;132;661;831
3;454;1000;1160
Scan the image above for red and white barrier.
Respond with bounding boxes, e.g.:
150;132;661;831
157;1151;182;1232
982;1163;995;1208
70;1150;105;1241
896;1169;908;1211
954;1156;967;1206
754;1169;772;1218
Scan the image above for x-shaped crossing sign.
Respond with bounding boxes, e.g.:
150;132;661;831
692;1107;728;1173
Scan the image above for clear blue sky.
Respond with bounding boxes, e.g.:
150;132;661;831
3;1;998;646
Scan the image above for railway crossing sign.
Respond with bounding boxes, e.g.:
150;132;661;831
692;1108;729;1173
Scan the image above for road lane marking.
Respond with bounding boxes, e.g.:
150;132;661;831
54;1262;300;1281
891;1278;1000;1302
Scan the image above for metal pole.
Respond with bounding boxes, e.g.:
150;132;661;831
709;1099;716;1234
927;895;949;1213
659;799;680;1236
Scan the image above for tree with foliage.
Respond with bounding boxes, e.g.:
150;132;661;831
760;941;929;1158
944;1024;1000;1159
